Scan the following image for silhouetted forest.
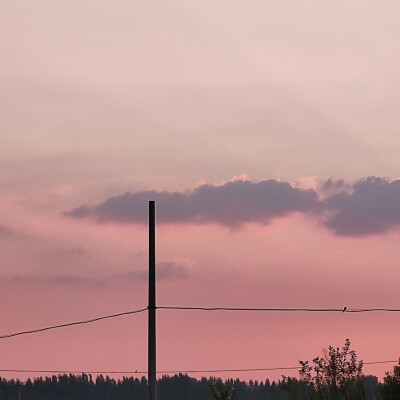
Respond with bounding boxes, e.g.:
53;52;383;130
0;371;397;400
1;340;399;400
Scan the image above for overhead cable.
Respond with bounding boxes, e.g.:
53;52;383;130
0;308;147;339
158;306;400;313
1;360;398;375
2;306;400;339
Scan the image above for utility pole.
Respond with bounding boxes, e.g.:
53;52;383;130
148;200;157;400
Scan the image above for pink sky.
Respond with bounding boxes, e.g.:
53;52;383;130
1;0;400;384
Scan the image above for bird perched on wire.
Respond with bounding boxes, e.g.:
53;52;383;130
343;306;347;313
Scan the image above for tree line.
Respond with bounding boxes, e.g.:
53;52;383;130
1;340;399;400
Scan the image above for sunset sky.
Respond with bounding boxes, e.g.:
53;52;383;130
1;0;400;383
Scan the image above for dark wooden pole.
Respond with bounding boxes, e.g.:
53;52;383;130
148;200;157;400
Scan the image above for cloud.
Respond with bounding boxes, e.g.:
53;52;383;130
41;246;90;262
64;176;400;237
49;275;100;286
154;261;189;281
113;261;188;282
65;205;92;218
319;178;349;197
7;274;101;286
0;224;14;239
322;177;400;236
65;178;319;227
2;260;189;287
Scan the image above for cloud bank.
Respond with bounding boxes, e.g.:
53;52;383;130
65;176;400;237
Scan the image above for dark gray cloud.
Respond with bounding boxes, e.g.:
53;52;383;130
65;205;92;218
322;177;400;236
64;176;400;237
319;178;349;196
65;179;319;227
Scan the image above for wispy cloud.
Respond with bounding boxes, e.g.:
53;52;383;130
2;260;189;287
109;261;189;283
0;224;14;239
40;246;90;263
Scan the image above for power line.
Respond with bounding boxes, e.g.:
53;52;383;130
158;306;400;313
0;308;147;339
160;306;343;312
343;309;400;313
2;306;400;340
364;360;399;365
0;360;398;375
